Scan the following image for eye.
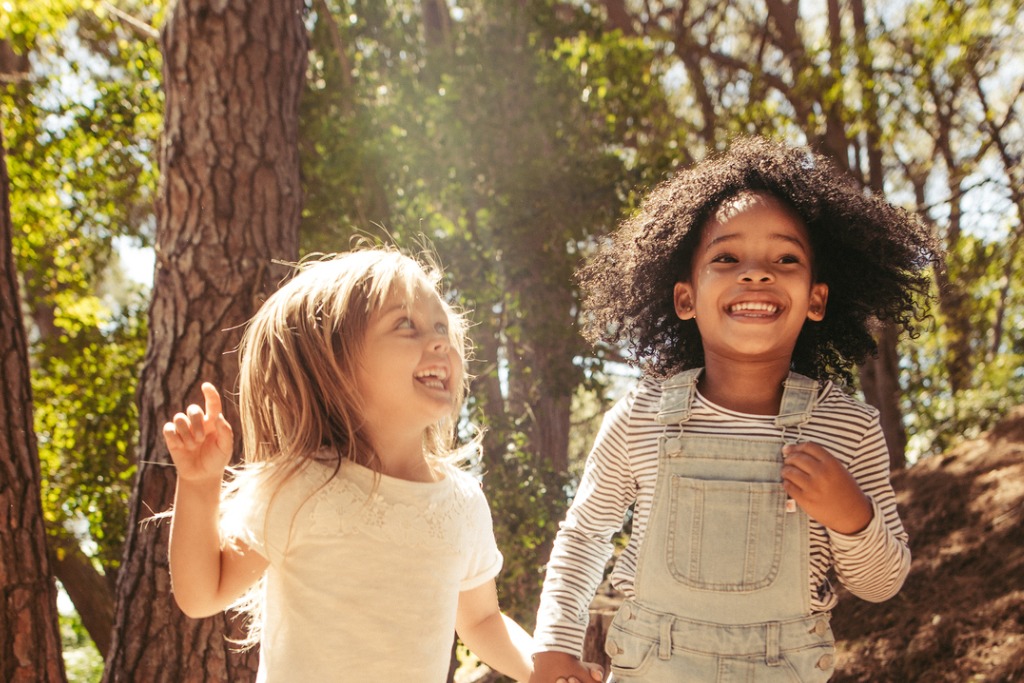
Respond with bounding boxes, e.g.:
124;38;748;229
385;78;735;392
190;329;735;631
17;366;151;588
435;322;449;336
710;253;738;264
395;317;414;330
777;254;802;265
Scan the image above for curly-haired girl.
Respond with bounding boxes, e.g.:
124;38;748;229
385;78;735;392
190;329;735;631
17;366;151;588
531;137;940;682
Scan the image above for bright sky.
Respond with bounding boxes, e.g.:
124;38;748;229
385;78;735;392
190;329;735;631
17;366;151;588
114;236;155;287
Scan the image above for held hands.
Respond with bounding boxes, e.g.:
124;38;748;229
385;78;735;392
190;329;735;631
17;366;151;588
162;382;234;483
781;442;873;535
529;651;604;683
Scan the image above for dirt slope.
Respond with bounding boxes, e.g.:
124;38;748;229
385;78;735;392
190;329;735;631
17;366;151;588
459;409;1024;683
832;407;1024;682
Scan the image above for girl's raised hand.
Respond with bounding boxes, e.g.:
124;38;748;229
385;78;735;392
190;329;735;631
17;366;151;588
781;441;874;535
163;382;234;483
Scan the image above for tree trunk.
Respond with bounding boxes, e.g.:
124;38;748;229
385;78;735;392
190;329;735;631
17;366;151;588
50;536;115;659
102;2;306;681
848;0;907;470
857;324;907;470
0;116;67;683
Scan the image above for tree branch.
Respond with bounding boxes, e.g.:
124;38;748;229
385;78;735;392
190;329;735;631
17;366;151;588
100;2;159;41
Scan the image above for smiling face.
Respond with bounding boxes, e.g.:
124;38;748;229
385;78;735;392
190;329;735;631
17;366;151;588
673;191;829;368
354;276;464;442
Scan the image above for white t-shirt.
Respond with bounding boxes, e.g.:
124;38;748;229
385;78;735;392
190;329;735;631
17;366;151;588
229;458;503;682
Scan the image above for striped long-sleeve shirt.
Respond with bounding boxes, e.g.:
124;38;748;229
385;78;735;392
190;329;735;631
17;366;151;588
533;376;912;656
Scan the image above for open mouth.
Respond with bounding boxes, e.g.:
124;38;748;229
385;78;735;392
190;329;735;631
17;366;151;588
728;301;779;316
414;367;449;391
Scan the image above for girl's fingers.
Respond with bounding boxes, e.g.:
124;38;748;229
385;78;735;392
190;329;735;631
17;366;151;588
783;441;829;461
215;413;234;454
172;409;206;447
163;421;183;448
781;454;815;479
172;412;194;444
201;382;222;420
782;462;814;496
186;403;205;439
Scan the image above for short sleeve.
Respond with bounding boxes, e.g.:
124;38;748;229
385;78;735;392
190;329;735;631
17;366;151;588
219;465;323;566
457;473;504;591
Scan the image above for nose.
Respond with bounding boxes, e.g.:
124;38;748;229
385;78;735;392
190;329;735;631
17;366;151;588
739;265;774;283
430;327;451;352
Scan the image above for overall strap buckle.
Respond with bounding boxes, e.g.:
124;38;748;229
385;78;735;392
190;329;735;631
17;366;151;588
657;369;702;425
775;372;819;431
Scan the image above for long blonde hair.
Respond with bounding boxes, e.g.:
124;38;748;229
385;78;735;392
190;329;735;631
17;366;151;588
237;247;469;473
224;247;472;647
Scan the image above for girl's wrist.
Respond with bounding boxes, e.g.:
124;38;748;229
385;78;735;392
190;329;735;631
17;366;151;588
175;473;224;502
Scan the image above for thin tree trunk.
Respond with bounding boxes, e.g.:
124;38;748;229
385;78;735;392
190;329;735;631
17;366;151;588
858;324;907;470
103;1;306;681
0;115;67;683
50;536;115;658
849;0;907;469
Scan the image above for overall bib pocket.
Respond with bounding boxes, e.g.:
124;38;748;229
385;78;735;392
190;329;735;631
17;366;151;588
666;477;787;592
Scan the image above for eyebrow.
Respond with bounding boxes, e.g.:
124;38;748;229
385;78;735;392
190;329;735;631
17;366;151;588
378;299;450;326
379;302;409;315
704;232;809;251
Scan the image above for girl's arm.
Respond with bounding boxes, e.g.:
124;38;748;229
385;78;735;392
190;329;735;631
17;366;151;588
455;580;533;682
781;416;910;601
533;392;639;659
165;383;269;617
780;441;873;535
456;581;602;683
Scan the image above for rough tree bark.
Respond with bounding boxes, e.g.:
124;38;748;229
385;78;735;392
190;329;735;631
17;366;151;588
102;2;307;681
0;116;67;683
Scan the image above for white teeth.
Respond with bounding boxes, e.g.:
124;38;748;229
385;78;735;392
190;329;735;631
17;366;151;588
415;368;449;385
730;302;778;314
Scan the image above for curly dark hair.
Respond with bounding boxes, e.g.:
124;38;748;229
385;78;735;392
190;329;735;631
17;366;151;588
577;136;942;384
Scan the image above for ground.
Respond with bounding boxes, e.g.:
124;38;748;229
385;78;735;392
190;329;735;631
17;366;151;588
831;406;1024;682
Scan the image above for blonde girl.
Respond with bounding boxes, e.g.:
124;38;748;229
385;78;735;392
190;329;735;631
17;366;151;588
164;249;544;682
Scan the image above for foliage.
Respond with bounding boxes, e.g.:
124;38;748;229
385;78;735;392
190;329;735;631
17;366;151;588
59;603;103;683
34;297;147;569
299;0;649;618
551;29;690;193
2;0;163;580
480;435;570;627
1;0;1022;674
885;0;1024;457
902;241;1024;460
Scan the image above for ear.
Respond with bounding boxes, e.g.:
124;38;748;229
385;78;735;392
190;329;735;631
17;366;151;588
673;282;696;321
807;283;829;322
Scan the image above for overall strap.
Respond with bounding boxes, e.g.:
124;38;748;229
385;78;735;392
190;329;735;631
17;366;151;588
775;372;820;430
656;368;702;425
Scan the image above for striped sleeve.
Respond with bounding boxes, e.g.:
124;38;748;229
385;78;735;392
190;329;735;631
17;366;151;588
827;411;911;602
531;378;912;656
532;389;639;656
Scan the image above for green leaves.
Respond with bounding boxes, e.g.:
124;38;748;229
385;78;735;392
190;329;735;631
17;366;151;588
34;299;145;571
3;0;162;577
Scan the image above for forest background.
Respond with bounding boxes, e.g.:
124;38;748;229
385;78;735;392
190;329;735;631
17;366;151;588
1;0;1021;681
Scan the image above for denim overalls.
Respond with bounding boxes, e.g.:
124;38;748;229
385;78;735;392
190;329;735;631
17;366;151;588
605;369;836;682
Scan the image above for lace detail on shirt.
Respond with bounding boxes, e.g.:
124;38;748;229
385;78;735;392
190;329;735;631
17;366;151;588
306;469;473;553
